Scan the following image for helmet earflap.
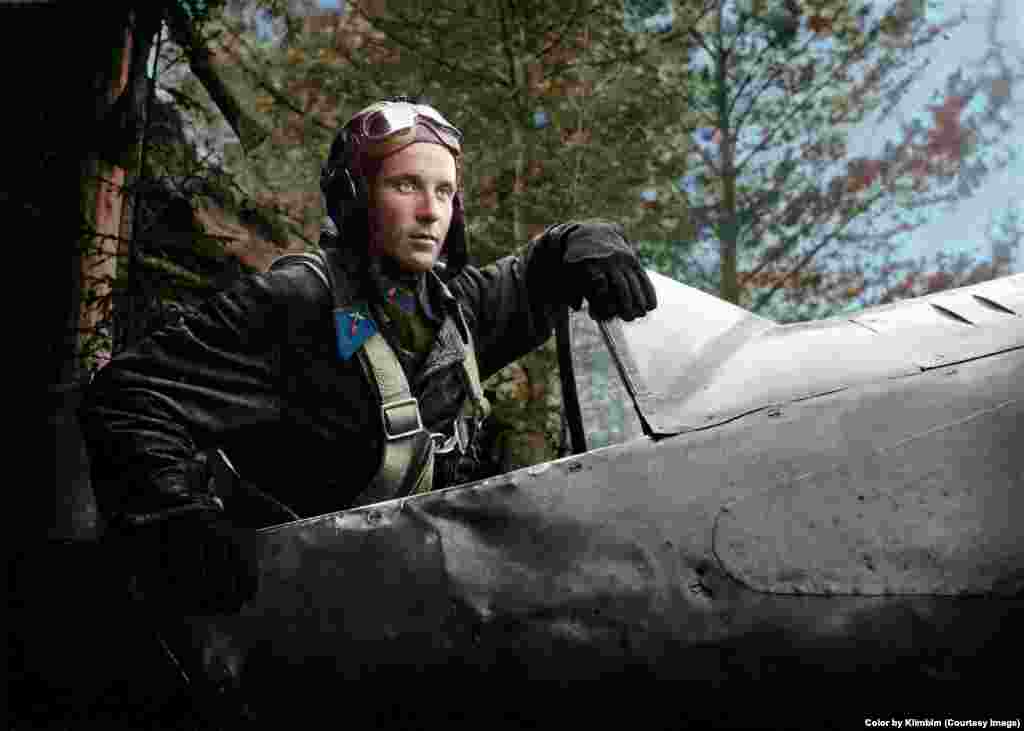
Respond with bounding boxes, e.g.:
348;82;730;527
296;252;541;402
444;190;468;276
320;128;371;247
321;128;360;203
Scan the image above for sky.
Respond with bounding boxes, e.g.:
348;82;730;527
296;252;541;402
846;0;1023;270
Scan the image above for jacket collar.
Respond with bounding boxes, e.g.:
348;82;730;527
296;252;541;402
325;243;468;379
416;311;467;386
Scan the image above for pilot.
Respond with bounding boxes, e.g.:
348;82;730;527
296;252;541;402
78;96;657;616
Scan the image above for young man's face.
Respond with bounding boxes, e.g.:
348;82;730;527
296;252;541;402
368;142;457;274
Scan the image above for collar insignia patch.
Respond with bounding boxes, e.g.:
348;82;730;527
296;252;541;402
334;304;377;360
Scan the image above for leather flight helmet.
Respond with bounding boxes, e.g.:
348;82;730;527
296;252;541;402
320;96;469;276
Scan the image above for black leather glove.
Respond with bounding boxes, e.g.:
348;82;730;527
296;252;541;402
125;510;259;616
555;220;657;321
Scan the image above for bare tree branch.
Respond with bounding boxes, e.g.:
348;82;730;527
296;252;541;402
164;1;268;152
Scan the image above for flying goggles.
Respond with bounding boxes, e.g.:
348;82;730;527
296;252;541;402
356;101;463;159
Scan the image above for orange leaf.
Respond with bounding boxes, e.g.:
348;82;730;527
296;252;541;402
561;128;591;146
930;95;966;129
808;15;833;34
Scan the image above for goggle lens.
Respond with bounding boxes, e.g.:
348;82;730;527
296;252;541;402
360;103;462;149
365;110;403;138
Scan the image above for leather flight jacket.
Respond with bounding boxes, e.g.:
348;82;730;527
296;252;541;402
269;249;490;507
80;234;564;528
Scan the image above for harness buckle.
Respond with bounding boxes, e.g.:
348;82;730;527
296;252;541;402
431;415;477;456
381;397;423;441
431;432;459;455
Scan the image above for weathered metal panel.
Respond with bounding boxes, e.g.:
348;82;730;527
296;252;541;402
716;352;1024;596
850;298;1022;369
191;347;1024;711
877;272;1024;318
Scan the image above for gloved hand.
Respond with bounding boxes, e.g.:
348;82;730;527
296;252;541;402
126;510;259;616
556;220;657;321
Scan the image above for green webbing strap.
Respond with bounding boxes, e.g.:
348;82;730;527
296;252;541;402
270;251;432;506
350;331;433;506
460;319;490;423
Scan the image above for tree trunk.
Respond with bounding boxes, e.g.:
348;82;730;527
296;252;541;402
114;16;161;353
720;158;739;304
38;1;159;541
716;4;740;305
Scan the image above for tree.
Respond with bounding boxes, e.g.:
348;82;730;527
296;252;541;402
192;0;696;468
638;0;1021;321
66;0;290;374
